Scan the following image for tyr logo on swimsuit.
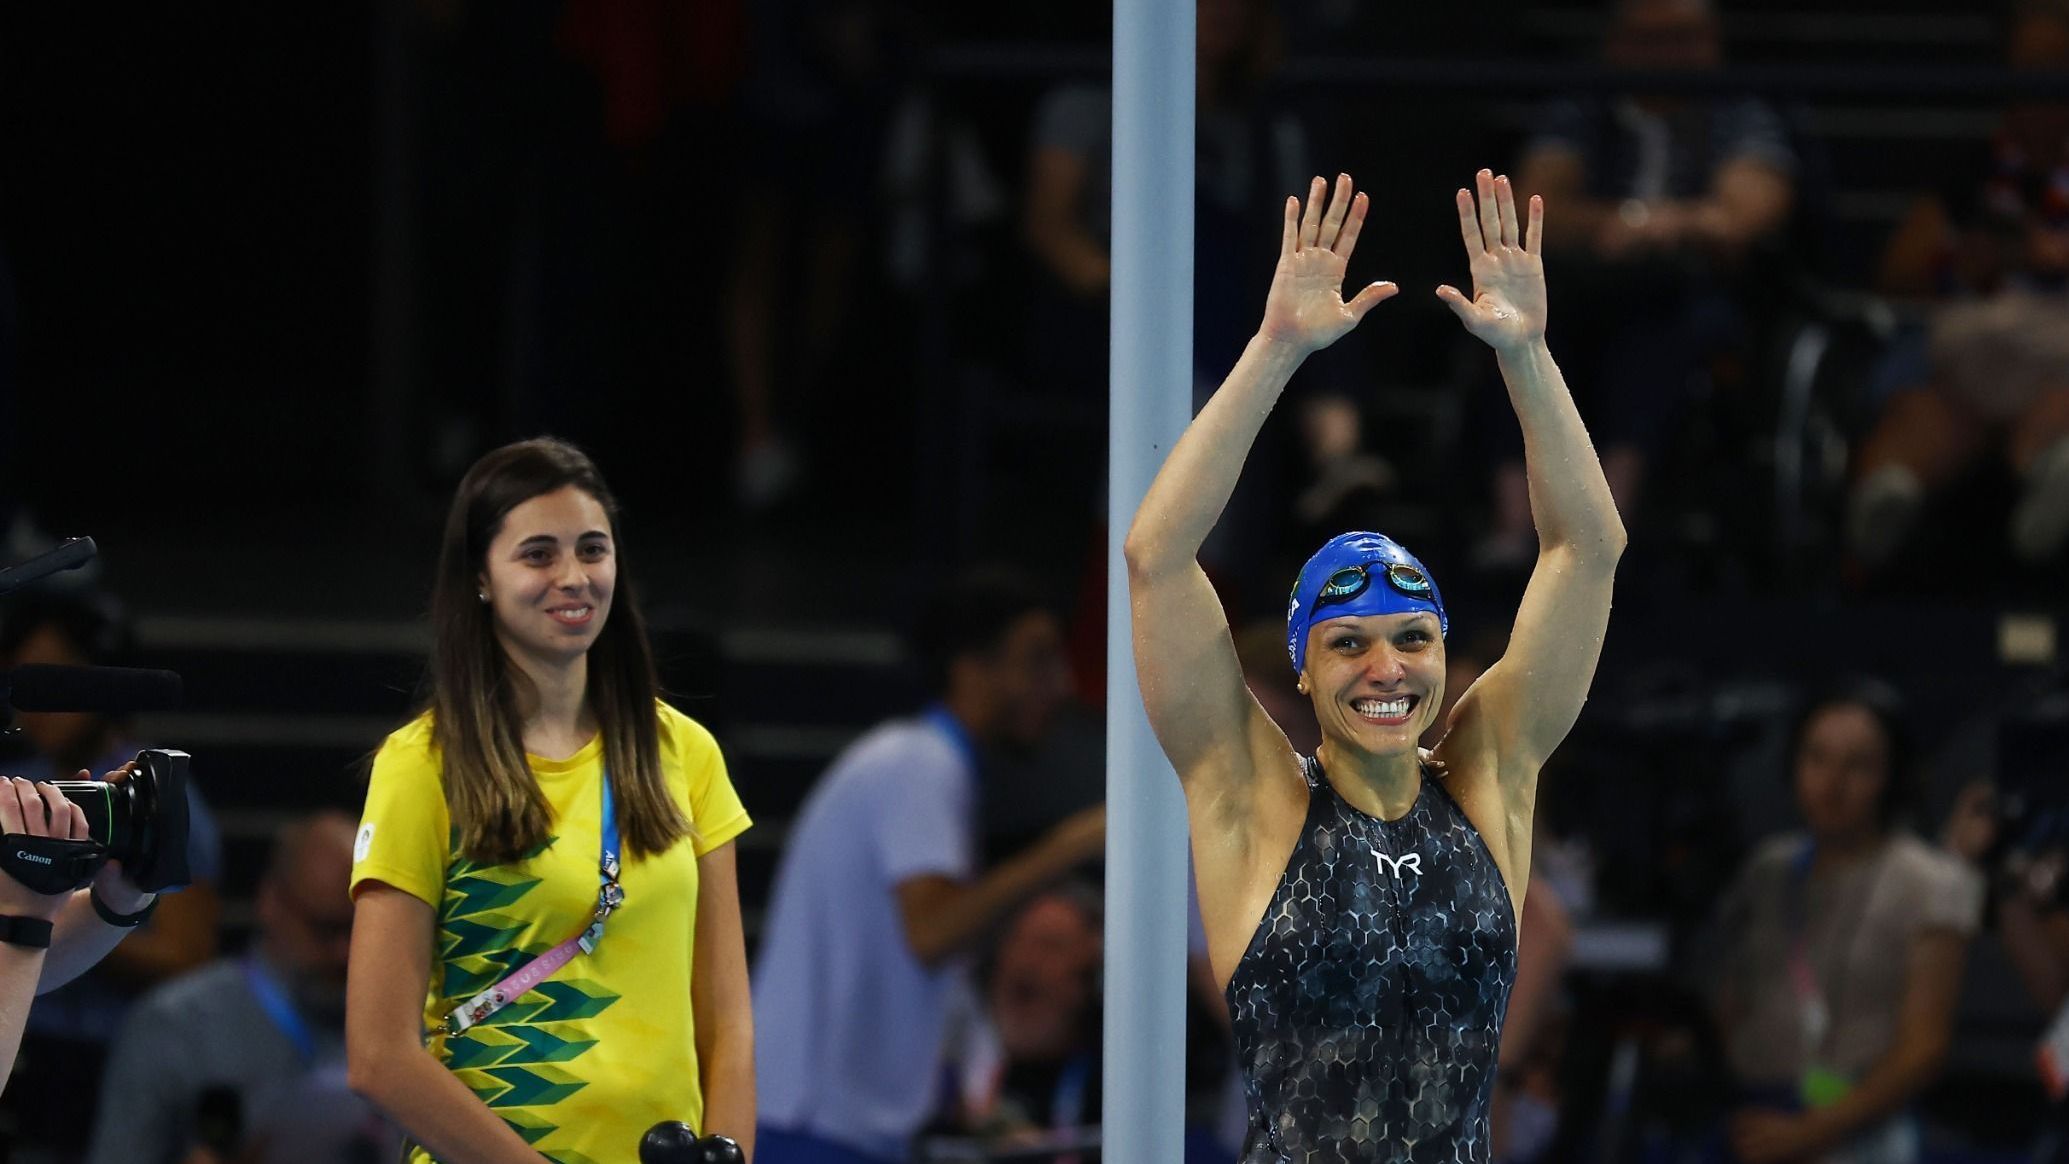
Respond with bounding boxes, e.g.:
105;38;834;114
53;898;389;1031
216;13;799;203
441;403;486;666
1374;852;1422;878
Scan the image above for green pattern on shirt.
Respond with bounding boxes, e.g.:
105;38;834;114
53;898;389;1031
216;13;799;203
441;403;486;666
436;830;621;1154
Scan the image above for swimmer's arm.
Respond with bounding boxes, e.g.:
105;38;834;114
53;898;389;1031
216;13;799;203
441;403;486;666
1437;173;1626;779
1125;542;1286;800
1126;175;1392;786
1459;338;1625;769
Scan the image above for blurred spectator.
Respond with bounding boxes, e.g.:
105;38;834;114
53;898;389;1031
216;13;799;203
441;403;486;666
1943;781;2069;1016
1023;0;1304;369
1710;682;1980;1164
753;567;1105;1164
1942;775;2069;1163
1501;0;1795;567
943;884;1246;1164
725;0;912;510
0;590;224;1160
86;812;388;1164
1022;0;1388;595
956;884;1104;1150
1848;2;2069;571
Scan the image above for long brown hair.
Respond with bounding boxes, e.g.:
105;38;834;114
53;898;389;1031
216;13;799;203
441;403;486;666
425;437;690;865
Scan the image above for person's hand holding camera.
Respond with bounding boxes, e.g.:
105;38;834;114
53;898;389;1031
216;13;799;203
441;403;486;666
0;776;91;919
84;761;154;916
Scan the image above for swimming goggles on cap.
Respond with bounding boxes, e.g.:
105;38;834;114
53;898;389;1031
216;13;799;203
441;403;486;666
1315;561;1434;610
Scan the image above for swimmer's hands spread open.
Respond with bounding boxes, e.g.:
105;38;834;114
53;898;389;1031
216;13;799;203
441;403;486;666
1437;170;1548;355
1258;173;1397;355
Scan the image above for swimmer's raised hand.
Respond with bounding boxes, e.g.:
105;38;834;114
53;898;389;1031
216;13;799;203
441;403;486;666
1437;169;1548;355
1258;173;1397;355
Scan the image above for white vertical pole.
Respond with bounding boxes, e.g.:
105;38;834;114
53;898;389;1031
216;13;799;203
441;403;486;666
1104;0;1193;1160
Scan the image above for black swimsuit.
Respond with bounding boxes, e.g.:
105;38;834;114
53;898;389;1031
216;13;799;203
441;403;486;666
1226;757;1519;1162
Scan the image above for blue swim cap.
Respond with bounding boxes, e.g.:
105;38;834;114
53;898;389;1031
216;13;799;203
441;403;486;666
1286;531;1448;674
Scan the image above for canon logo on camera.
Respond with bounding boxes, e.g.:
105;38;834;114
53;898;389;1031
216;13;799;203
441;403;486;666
12;852;51;865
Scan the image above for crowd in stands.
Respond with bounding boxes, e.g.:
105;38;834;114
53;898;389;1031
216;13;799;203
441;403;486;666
2;0;2068;1161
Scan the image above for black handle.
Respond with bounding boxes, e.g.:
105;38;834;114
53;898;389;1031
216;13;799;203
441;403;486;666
639;1123;744;1164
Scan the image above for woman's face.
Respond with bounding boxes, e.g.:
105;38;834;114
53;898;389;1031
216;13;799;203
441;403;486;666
1793;703;1890;842
478;485;617;669
1301;612;1446;759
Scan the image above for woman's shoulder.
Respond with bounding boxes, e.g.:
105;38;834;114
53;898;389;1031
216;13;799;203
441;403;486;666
1876;833;1985;935
375;710;441;767
654;699;721;756
1885;832;1982;893
363;712;448;816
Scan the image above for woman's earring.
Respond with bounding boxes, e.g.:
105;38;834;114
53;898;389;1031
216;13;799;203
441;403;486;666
478;591;490;604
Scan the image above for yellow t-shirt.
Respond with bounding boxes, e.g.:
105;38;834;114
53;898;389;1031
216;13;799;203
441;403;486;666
350;702;751;1164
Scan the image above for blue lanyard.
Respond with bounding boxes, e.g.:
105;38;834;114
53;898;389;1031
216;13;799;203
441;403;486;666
583;773;623;953
1053;1054;1092;1128
601;770;619;875
923;703;980;778
243;956;317;1064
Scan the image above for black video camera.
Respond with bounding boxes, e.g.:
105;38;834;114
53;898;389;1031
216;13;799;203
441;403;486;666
0;748;192;896
0;538;192;899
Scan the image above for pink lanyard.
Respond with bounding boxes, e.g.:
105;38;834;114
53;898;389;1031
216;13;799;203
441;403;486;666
1782;842;1884;1060
440;776;623;1037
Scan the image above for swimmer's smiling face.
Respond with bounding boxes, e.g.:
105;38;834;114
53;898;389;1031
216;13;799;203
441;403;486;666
1301;612;1446;757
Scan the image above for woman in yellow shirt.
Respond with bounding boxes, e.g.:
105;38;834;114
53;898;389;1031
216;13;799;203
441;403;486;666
346;438;754;1163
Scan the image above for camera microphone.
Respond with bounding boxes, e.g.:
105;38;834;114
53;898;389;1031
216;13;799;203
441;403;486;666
4;665;183;713
0;535;195;900
0;538;96;599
